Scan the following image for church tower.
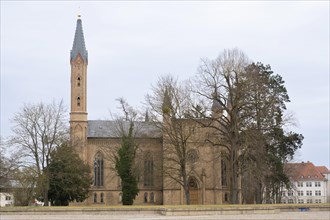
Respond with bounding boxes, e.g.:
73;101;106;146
70;14;88;160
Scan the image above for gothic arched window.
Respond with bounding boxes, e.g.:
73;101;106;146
187;149;198;163
144;152;154;187
93;193;97;203
100;193;104;203
119;193;122;203
150;192;154;203
144;192;148;203
94;153;104;187
221;159;227;187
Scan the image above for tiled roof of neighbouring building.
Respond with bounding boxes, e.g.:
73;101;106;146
285;162;328;181
316;166;330;174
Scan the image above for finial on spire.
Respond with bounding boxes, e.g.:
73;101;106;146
77;6;81;19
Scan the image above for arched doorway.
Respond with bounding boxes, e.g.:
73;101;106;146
188;177;199;205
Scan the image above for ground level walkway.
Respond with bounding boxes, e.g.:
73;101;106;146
1;211;329;220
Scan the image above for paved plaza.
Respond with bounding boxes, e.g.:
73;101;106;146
1;211;329;220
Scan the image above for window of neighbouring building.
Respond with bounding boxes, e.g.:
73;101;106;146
306;182;312;187
307;199;313;204
315;190;321;196
298;199;304;204
297;182;303;187
288;199;294;204
315;199;321;203
288;191;293;196
306;190;312;196
315;182;321;187
298;191;304;196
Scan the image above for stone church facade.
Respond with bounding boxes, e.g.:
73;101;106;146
69;16;230;206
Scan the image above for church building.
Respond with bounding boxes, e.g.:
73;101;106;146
69;15;231;206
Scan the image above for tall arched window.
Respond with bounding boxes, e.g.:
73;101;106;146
144;152;154;187
221;159;227;187
100;193;104;203
119;193;122;203
150;192;154;203
144;192;148;203
94;152;104;187
93;193;97;203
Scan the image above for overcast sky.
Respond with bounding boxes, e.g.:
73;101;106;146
1;1;329;167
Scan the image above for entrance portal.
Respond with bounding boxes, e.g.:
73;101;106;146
188;177;199;205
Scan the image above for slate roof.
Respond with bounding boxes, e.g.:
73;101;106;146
87;120;162;138
71;16;88;62
285;162;327;181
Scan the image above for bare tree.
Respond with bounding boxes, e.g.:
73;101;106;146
9;100;68;205
193;48;250;204
101;98;143;166
194;49;303;204
12;166;38;206
145;74;200;205
0;137;22;188
99;98;149;204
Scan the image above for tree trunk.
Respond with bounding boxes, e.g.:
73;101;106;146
43;170;50;206
181;165;190;205
184;185;190;205
255;182;262;204
230;149;239;204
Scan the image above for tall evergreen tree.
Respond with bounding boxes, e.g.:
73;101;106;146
115;122;139;205
48;143;92;206
240;62;303;203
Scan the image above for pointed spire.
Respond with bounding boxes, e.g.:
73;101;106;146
162;87;172;115
211;88;223;113
145;110;150;122
71;15;88;62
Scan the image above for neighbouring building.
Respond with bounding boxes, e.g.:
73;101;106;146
281;161;329;204
0;180;15;207
316;165;330;203
69;15;233;206
0;192;14;207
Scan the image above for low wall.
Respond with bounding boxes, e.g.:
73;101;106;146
1;204;329;216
